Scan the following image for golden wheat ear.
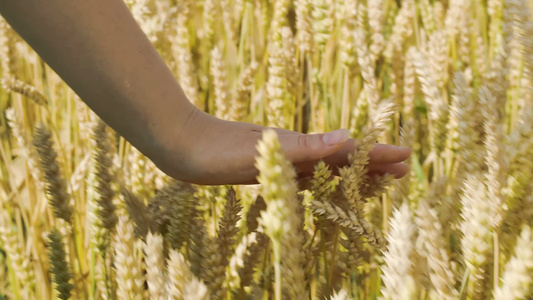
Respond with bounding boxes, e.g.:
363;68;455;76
255;129;307;299
493;226;533;299
381;203;417;299
167;249;209;300
143;232;167;300
1;78;49;106
114;215;145;299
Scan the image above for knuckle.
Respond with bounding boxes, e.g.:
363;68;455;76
297;134;309;150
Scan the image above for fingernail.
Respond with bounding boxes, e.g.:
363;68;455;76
322;129;350;146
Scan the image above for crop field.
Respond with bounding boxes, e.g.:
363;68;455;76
0;0;532;299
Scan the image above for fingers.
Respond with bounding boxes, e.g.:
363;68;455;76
368;162;410;179
368;144;412;164
324;140;411;166
269;126;411;165
277;129;351;163
241;127;411;186
271;128;411;180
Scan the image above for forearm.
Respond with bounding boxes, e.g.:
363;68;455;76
0;0;195;162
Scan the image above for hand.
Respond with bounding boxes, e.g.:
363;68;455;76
155;109;412;185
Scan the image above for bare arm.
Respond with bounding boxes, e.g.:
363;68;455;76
0;0;193;166
0;0;411;184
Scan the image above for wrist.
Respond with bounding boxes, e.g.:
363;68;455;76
149;105;212;182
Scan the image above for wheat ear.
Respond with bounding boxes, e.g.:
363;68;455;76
144;232;167;300
380;203;417;300
48;229;74;300
33;123;73;224
256;129;307;299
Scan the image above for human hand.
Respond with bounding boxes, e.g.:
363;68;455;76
155;109;411;185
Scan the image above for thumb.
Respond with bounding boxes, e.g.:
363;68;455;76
278;129;351;163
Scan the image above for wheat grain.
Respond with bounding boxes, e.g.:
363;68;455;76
385;0;415;59
0;17;17;78
341;101;397;217
312;0;333;51
0;209;35;297
173;3;202;108
144;232;167;300
167;249;208;300
33;124;73;224
245;195;266;233
1;79;48;106
311;161;333;202
165;181;198;250
48;229;74;300
114;216;145;300
460;175;493;299
311;200;386;250
479;86;506;228
231;61;258;121
211;46;231;120
415;200;458;299
380;203;417;300
216;187;242;270
93;120;118;231
295;0;314;54
493;226;533;299
367;0;385;61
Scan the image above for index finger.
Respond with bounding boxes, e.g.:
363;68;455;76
323;139;412;166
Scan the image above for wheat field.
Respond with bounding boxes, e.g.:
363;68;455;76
0;0;533;299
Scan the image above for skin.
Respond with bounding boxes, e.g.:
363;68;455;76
0;0;411;185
